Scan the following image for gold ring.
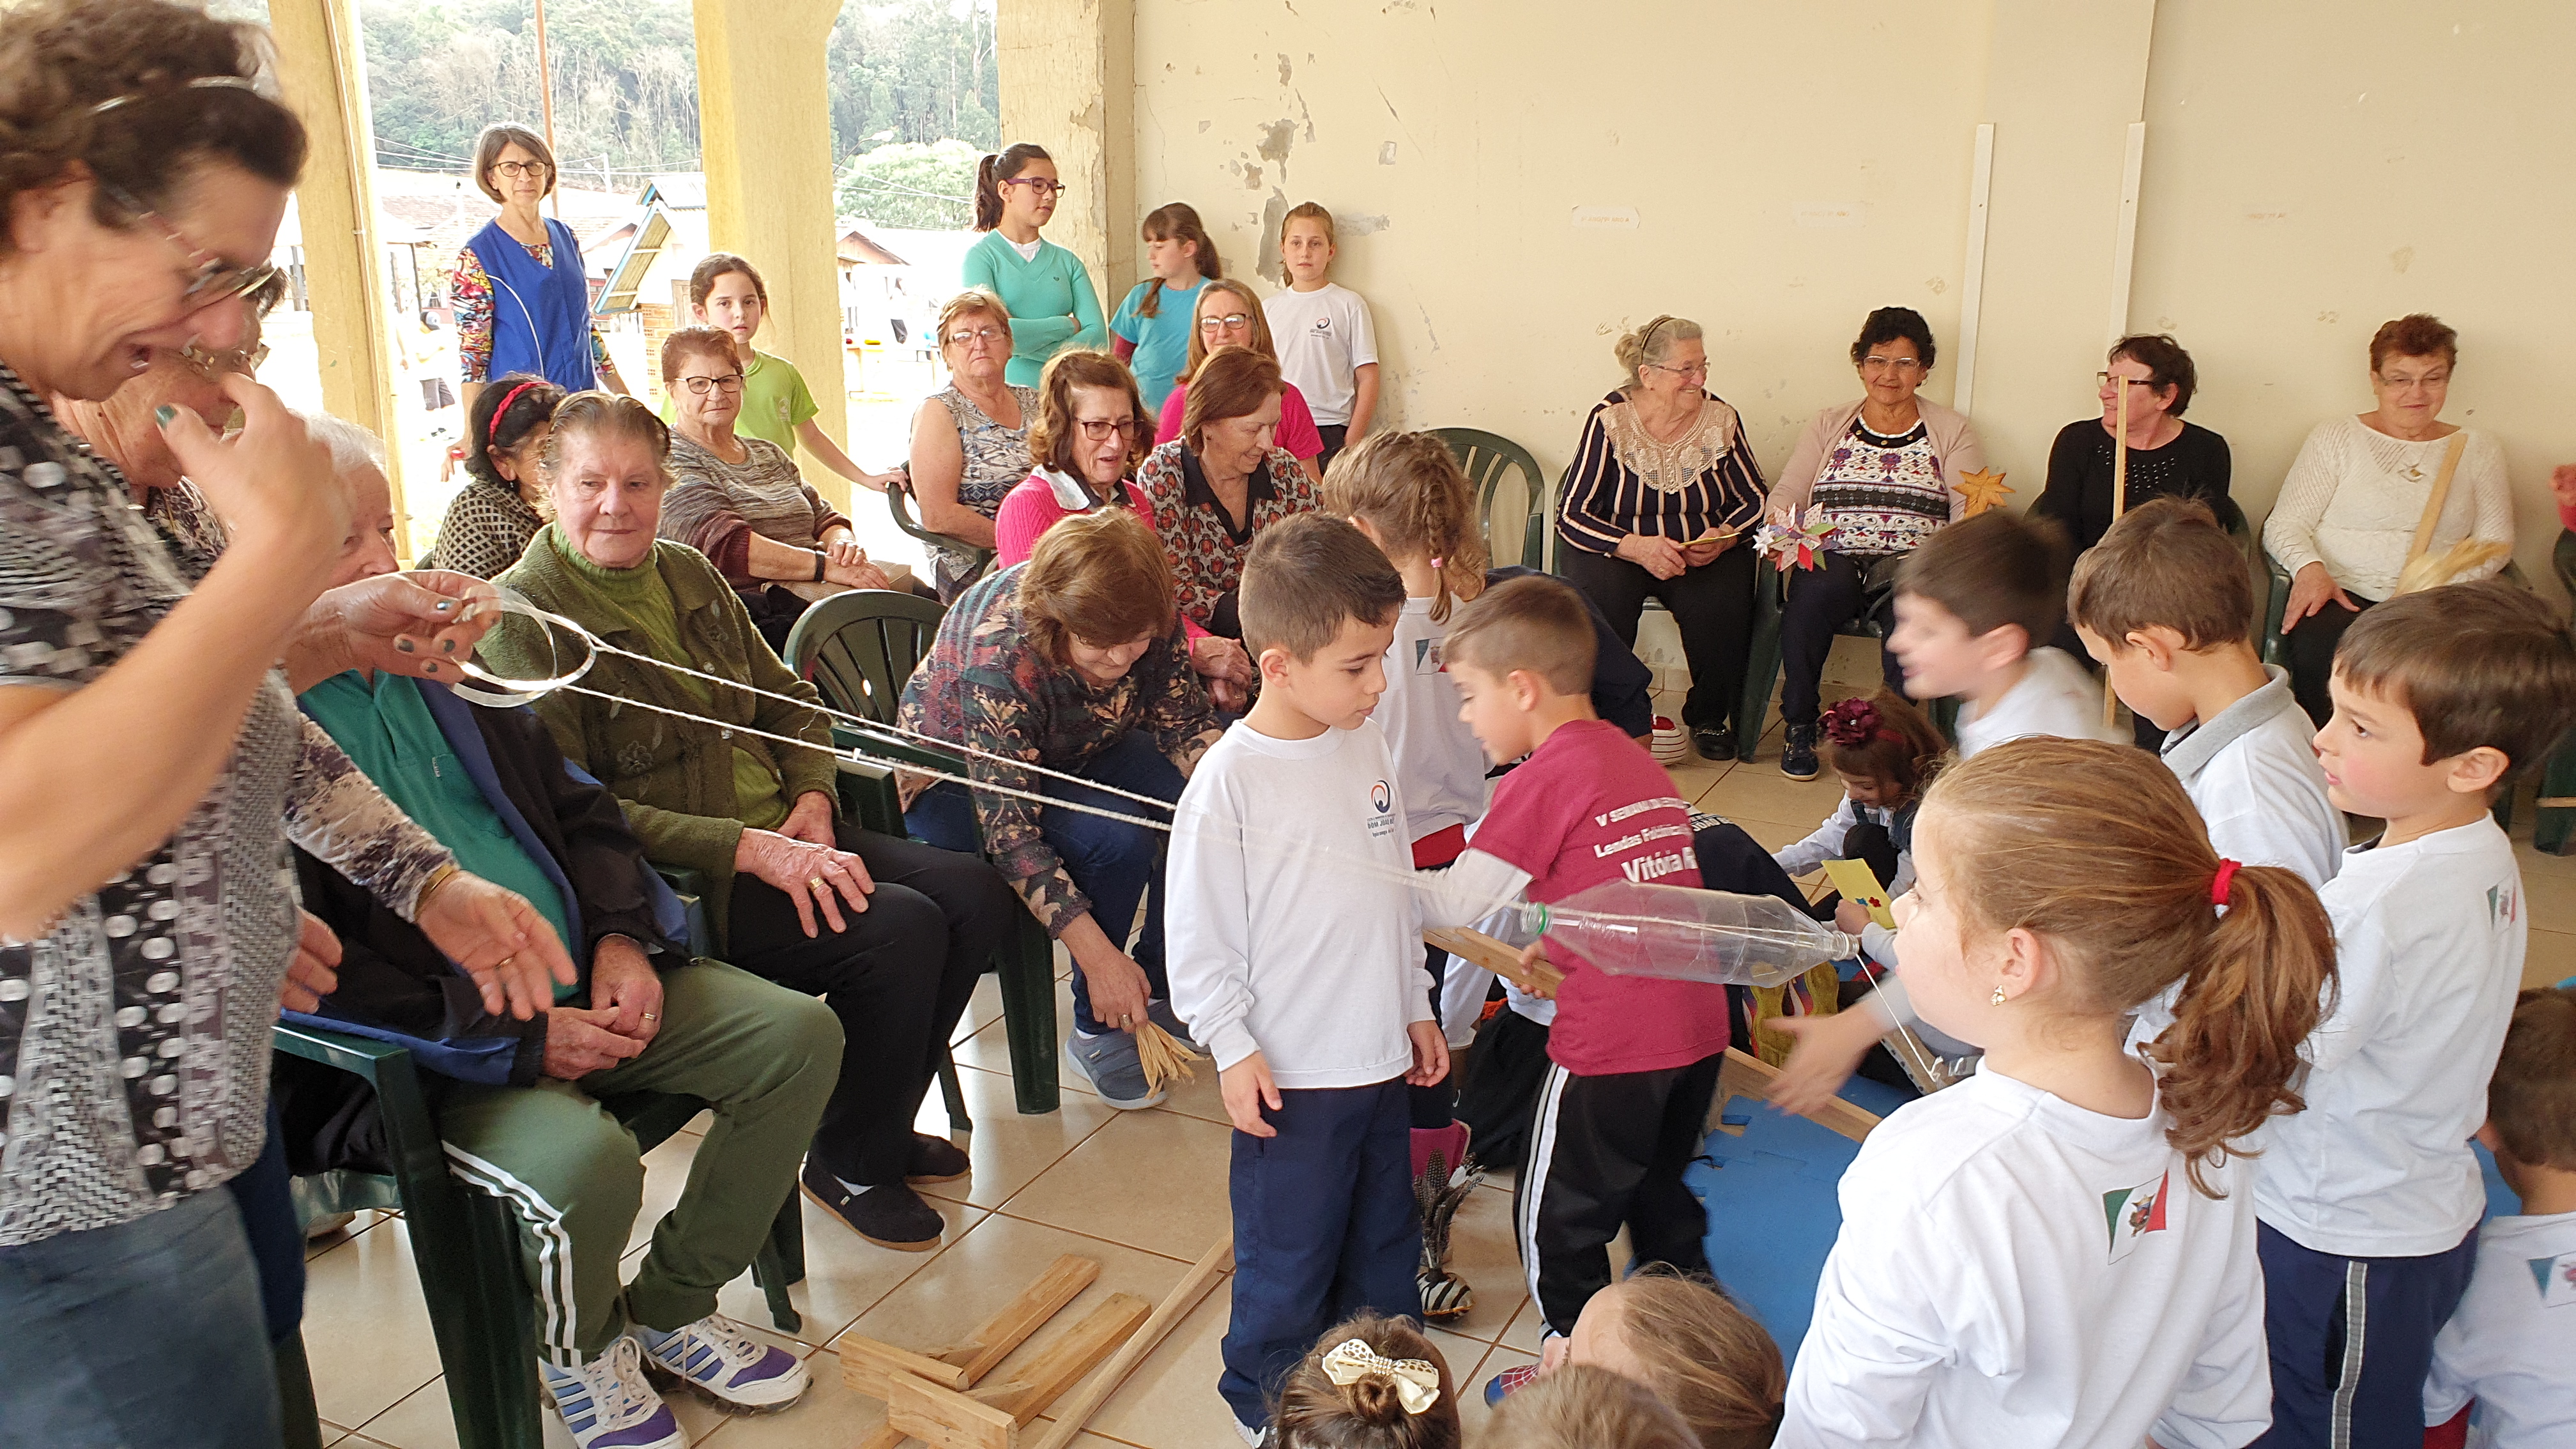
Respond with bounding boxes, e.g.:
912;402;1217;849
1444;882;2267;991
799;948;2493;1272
808;877;827;893
496;954;514;967
640;1012;659;1022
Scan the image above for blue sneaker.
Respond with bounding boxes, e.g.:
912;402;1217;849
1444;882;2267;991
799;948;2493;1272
636;1312;809;1413
1067;1027;1165;1109
541;1337;686;1449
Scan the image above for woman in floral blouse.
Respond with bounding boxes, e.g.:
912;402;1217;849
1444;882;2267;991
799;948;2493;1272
452;125;631;410
1132;346;1319;638
900;509;1223;1111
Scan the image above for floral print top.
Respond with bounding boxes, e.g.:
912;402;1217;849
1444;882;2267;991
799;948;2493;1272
924;383;1040;601
896;564;1220;935
1131;440;1318;632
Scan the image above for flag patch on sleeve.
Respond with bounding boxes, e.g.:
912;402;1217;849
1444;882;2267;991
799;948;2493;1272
2102;1170;2171;1264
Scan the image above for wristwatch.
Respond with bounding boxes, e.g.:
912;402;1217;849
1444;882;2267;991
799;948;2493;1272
810;549;827;581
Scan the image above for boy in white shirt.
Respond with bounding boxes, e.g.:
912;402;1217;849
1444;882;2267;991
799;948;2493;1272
2423;986;2576;1449
1264;202;1378;470
2069;499;2343;889
2253;581;2576;1449
1166;514;1448;1444
1885;507;2123;756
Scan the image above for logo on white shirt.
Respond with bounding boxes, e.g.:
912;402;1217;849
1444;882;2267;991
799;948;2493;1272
1367;779;1395;839
2532;1251;2576;1308
2102;1169;2171;1263
1308;316;1333;336
1413;639;1445;675
2488;883;2520;927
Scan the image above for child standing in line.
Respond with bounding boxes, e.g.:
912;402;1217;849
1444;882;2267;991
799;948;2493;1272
1167;514;1448;1445
2248;580;2576;1449
1273;1312;1462;1449
673;253;908;493
1411;576;1732;1362
1319;431;1493;1320
1266;203;1379;471
960;142;1108;386
1885;508;2122;755
1781;738;2331;1448
1109;203;1220;414
2422;986;2576;1449
1770;689;1945;900
2069;498;2343;889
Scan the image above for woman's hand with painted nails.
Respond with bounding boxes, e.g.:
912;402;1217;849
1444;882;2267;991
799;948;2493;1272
285;570;500;691
157;376;344;583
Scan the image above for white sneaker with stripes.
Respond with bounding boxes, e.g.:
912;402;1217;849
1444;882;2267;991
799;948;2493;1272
539;1337;686;1449
636;1312;810;1412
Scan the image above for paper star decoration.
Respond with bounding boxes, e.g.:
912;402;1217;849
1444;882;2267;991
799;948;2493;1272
1953;468;2012;517
1756;511;1839;571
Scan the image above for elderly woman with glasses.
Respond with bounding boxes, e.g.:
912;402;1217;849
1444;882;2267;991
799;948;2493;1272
908;288;1040;601
453;123;631;410
1762;306;1987;780
657;326;894;651
959;142;1105;387
1149;278;1326;486
1558;314;1770;765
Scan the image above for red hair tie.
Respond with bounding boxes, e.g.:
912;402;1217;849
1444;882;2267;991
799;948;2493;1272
488;381;542;443
2211;859;2241;908
1820;698;1903;750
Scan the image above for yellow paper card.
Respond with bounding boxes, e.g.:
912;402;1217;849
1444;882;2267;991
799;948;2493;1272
1822;858;1896;929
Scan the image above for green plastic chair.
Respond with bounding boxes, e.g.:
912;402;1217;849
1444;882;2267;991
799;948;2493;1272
783;588;1062;1116
886;476;990;597
1434;427;1549;571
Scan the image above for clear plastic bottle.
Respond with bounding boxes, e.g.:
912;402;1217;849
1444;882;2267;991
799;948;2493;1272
1521;880;1864;988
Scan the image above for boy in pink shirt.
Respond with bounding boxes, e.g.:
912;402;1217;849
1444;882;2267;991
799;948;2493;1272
1416;576;1733;1353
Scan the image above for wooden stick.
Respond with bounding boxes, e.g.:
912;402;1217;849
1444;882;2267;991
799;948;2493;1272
1713;1045;1880;1144
2104;374;2131;728
978;1294;1153;1423
843;1335;975;1394
940;1255;1102;1387
1424;926;1565;997
1023;1234;1235;1449
885;1374;1017;1449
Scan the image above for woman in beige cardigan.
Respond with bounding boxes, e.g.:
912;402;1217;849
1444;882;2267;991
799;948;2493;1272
1763;307;1986;781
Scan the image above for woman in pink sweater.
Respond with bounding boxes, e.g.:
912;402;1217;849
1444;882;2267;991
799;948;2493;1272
994;349;1252;709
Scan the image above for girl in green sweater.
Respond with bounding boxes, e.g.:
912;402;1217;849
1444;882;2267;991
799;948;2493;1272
960;142;1107;386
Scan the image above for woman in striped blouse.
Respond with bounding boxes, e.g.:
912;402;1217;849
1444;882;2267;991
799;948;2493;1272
1557;316;1768;762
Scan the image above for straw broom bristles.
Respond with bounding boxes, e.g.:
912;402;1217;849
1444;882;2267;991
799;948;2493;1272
1135;1019;1204;1092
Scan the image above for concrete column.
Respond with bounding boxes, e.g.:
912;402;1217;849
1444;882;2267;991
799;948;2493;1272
266;0;409;547
693;0;850;503
999;0;1134;305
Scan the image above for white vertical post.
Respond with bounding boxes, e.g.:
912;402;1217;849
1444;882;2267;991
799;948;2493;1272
2106;119;2147;346
1951;123;1996;417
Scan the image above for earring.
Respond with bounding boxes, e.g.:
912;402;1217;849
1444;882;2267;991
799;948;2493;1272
1989;985;2009;1008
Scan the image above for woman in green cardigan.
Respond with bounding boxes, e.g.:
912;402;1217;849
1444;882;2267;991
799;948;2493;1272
960;142;1106;387
487;392;1018;1254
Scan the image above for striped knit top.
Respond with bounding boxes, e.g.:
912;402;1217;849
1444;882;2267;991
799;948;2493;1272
1557;388;1767;556
659;432;853;593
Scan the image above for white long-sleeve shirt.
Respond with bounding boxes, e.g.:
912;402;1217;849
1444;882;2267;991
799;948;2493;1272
1772;798;1916;896
2261;415;2513;602
2422;1209;2576;1448
2253;817;2526;1257
1779;1068;2271;1449
1165;719;1431;1088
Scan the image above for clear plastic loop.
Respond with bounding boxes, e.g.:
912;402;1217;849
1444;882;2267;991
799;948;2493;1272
448;589;601;708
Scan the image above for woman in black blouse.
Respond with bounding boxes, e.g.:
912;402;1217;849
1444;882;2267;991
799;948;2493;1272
1555;315;1767;760
2034;333;2231;555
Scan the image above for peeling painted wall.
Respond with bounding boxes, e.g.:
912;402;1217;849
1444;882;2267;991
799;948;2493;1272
1117;0;2576;591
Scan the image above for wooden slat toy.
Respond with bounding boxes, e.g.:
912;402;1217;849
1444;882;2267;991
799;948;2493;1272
1711;1045;1881;1144
1423;925;1565;997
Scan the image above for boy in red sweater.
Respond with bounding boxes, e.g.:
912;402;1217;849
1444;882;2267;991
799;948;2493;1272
1414;576;1734;1360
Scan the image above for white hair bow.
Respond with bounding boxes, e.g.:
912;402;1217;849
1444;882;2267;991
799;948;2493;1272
1319;1338;1441;1416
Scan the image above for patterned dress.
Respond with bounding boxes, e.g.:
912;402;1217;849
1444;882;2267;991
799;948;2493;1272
925;383;1039;601
895;564;1220;933
1809;417;1954;556
1131;440;1319;632
423;479;546;579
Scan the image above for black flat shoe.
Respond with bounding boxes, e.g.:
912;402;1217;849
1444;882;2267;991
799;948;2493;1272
1690;724;1736;762
905;1131;970;1184
799;1160;942;1252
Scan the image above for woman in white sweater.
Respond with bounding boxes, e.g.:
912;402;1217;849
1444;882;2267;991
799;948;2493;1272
2262;314;2512;723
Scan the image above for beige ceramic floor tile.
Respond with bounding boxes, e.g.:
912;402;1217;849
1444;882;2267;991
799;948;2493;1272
627;1130;704;1256
953;971;1006;1045
301;1216;447;1430
2524;928;2576;989
303;1209;387;1261
995;1109;1234;1258
953;975;1101;1103
1071;1286;1239;1447
710;1190;988;1347
1432;1176;1532;1347
2516;868;2576;937
349;1376;577;1449
910;1062;1122;1208
1694;763;1848;831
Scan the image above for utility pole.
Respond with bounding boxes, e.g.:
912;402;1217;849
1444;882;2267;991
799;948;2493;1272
533;0;557;216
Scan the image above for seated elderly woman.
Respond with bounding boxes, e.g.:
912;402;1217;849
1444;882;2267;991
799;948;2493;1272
993;348;1253;708
1558;315;1767;763
1133;346;1320;639
2034;333;2231;558
277;418;839;1446
485;392;1018;1254
1150;278;1325;484
656;326;895;651
422;371;565;578
2263;312;2513;723
1764;307;1984;781
909;288;1040;601
900;509;1223;1108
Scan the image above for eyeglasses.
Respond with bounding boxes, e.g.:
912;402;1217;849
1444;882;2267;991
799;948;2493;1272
1648;360;1710;379
678;374;745;395
1862;356;1926;374
1198;313;1254;331
1074;418;1143;441
178;339;268;378
99;180;279;307
1005;178;1066;197
945;326;1006;347
491;160;550;180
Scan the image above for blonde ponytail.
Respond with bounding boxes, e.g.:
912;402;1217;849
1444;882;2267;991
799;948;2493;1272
1319;432;1488;622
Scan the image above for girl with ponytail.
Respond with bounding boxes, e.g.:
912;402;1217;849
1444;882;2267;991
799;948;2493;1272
1108;201;1222;412
1274;1314;1462;1449
1779;736;2331;1448
960;142;1107;385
